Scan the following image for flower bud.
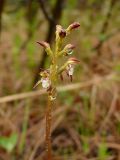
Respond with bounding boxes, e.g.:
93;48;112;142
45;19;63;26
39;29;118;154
37;41;49;48
64;44;75;55
56;25;66;38
40;70;50;78
65;44;75;50
66;22;80;33
59;29;66;38
37;41;53;56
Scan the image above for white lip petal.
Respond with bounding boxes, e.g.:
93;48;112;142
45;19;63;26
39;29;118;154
67;64;74;76
68;67;74;75
41;78;51;89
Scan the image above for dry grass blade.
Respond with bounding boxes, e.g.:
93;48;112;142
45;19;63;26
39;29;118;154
29;115;65;160
100;87;118;129
28;105;69;160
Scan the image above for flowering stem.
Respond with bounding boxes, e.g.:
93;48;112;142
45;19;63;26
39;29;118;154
45;48;58;160
34;22;80;160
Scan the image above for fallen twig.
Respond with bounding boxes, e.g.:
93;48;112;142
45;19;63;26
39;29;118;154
0;73;117;104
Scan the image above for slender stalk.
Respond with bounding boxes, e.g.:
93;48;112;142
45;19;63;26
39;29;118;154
45;38;58;159
46;97;53;160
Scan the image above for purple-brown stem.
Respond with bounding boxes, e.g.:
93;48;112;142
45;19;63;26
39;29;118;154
45;97;52;160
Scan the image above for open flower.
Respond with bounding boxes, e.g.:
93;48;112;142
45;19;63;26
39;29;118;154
66;58;80;81
41;77;51;89
34;70;51;89
66;64;74;76
66;64;74;82
58;57;80;75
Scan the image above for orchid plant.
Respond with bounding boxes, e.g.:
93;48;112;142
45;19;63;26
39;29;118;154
34;22;80;160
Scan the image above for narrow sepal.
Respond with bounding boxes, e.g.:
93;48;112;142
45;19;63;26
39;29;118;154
37;41;49;48
33;80;41;89
67;22;80;32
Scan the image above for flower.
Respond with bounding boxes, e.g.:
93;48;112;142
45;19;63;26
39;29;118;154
37;41;53;56
64;44;75;55
56;25;66;38
48;87;57;101
66;64;74;76
34;70;51;89
33;77;51;89
37;41;49;48
41;77;51;89
67;22;80;33
66;58;80;81
58;57;80;76
66;64;74;82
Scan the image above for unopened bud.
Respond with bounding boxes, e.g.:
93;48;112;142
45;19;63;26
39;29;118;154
65;44;75;50
37;41;49;48
64;44;75;55
59;29;66;38
37;41;53;56
56;25;66;38
67;57;80;64
67;22;80;33
40;70;50;78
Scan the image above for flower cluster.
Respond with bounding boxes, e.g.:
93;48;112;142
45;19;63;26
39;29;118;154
34;22;80;100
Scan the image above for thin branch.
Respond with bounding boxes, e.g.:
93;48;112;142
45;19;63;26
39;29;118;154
0;0;5;38
34;0;65;84
100;88;118;130
92;27;120;51
93;0;117;55
38;0;54;24
19;0;55;52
